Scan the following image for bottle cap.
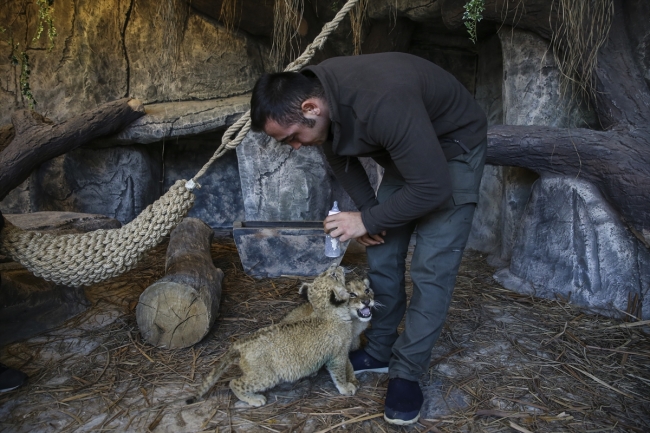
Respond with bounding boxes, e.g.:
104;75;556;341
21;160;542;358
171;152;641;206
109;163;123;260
328;201;340;216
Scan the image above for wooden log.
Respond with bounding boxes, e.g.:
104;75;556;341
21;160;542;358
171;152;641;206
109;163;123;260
136;218;224;349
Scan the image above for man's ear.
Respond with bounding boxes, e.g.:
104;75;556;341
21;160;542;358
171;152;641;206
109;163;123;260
301;98;321;116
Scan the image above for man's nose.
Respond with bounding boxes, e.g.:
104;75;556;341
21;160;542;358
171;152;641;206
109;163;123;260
289;142;302;150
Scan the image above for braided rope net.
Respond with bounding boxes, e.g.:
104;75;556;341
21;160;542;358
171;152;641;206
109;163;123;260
0;0;360;286
0;180;195;286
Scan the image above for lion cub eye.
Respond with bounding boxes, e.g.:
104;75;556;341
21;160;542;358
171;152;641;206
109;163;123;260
365;289;370;294
349;293;358;298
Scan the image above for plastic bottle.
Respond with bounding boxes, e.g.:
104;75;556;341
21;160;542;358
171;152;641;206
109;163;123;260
325;201;341;258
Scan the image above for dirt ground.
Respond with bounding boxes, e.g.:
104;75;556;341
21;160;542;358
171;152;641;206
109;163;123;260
1;237;649;433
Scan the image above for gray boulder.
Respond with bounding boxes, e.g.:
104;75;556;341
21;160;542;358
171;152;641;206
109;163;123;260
30;145;161;225
162;136;245;230
494;176;650;320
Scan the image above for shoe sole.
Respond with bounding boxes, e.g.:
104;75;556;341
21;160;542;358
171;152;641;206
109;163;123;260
0;385;22;393
353;366;389;374
384;412;420;426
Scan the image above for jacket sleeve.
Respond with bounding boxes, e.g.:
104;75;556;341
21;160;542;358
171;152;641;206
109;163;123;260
322;142;379;211
361;93;452;235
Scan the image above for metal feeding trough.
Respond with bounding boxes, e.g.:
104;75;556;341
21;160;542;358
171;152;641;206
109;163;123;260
232;221;350;278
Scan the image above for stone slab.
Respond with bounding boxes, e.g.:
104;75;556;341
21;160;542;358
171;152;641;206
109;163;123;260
3;211;121;234
233;221;350;278
107;96;250;145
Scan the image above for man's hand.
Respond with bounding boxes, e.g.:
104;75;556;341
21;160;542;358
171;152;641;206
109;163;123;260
355;232;386;247
323;211;385;245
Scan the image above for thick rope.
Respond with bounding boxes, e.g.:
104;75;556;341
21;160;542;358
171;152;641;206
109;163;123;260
0;0;359;286
0;180;194;286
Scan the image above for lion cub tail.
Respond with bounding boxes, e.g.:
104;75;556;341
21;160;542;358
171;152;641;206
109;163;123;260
186;349;238;404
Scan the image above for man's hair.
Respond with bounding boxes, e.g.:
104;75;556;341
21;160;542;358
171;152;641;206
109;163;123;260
250;71;325;132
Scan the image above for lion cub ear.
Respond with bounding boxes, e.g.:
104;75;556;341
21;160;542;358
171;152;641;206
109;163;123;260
329;286;349;306
298;283;311;300
363;278;370;288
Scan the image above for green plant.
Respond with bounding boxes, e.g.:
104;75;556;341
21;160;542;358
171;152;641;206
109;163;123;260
463;0;485;44
8;38;36;109
19;50;36;109
33;0;57;50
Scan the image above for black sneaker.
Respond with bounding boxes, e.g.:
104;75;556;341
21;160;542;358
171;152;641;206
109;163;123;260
0;364;27;392
384;377;423;425
349;349;389;374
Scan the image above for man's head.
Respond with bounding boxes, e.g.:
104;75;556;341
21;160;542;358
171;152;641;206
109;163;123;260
251;72;330;150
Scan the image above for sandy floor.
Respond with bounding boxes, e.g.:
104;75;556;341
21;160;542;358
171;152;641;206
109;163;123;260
1;238;649;432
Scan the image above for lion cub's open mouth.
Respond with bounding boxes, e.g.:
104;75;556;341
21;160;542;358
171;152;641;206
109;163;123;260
357;306;372;320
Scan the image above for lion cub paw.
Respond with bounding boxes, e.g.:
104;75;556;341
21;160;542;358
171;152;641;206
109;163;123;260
235;394;267;407
337;382;358;396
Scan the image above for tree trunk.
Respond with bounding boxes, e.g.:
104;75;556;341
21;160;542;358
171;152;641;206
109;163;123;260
0;98;145;202
136;218;223;349
487;124;650;234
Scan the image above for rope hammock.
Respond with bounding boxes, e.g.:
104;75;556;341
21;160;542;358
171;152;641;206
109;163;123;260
0;0;361;287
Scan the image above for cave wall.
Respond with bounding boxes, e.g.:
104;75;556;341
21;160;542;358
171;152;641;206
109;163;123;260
0;0;267;226
0;0;267;124
2;0;648;318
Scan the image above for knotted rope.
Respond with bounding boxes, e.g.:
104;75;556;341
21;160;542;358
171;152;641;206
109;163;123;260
0;0;360;286
0;180;194;286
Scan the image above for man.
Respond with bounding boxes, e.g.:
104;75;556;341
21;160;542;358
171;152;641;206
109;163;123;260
250;52;487;425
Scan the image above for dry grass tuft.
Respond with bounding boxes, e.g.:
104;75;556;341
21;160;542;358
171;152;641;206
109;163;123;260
349;0;367;55
550;0;614;106
1;237;648;432
271;0;305;71
219;0;240;33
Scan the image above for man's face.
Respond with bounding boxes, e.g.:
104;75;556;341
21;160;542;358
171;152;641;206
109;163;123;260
263;98;331;150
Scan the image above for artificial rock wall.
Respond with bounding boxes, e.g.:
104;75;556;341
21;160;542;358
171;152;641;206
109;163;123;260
471;28;649;319
2;0;648;318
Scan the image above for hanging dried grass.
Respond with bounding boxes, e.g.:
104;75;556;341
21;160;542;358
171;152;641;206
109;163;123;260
550;0;614;106
271;0;305;71
349;0;367;55
219;0;239;32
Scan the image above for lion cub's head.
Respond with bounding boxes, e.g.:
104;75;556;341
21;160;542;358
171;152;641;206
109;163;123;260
299;263;349;315
346;278;375;322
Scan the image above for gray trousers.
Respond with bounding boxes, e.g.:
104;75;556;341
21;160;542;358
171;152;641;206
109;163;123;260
364;138;487;381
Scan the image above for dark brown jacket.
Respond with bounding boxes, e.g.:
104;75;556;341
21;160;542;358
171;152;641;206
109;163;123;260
303;52;487;235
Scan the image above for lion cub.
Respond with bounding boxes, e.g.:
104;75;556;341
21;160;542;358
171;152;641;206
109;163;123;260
186;264;358;407
282;278;375;351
